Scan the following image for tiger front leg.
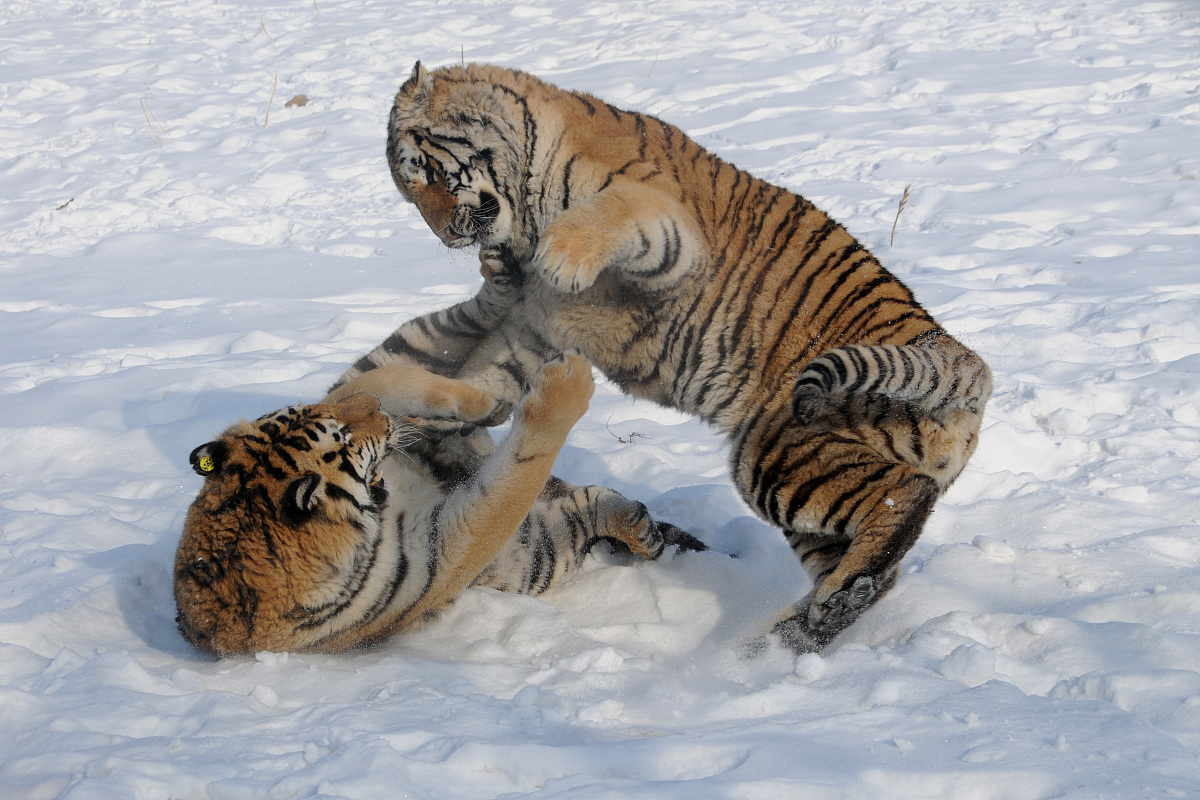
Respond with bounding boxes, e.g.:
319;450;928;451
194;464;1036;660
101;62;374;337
322;362;513;435
534;184;703;293
326;271;524;398
400;351;595;621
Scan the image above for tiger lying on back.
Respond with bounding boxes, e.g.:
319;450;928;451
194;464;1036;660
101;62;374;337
175;352;699;656
335;62;993;653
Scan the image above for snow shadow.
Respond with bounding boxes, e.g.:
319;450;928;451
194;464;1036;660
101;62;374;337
85;544;210;660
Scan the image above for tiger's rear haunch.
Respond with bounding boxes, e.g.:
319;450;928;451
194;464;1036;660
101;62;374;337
348;62;992;653
175;355;696;656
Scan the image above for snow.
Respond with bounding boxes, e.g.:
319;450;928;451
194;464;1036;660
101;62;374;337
2;0;1199;796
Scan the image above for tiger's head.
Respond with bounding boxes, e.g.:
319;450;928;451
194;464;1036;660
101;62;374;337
174;392;400;657
386;61;535;257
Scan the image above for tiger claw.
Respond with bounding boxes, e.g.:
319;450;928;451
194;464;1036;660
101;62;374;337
533;231;605;293
399;394;513;440
540;260;600;293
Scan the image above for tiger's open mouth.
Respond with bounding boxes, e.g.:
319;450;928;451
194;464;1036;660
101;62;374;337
438;227;474;247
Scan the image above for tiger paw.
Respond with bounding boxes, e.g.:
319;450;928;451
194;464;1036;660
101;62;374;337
425;387;513;428
533;222;612;293
768;576;878;655
521;350;594;431
656;521;709;554
468;395;515;427
599;498;663;558
807;575;877;633
479;245;524;291
770;604;836;655
400;390;513;441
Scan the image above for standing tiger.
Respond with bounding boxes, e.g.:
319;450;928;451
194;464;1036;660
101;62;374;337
338;62;992;653
175;353;700;656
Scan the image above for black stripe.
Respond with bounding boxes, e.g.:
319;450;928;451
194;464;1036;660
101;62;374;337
561;153;577;209
296;509;386;631
380;332;457;373
780;454;873;531
820;464;892;529
325;481;369;512
642;219;681;277
796;543;850;580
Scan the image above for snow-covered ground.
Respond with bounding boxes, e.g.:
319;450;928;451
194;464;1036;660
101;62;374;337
2;0;1199;796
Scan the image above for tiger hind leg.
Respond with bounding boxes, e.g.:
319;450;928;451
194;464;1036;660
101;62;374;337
473;483;705;595
771;467;938;653
738;403;947;653
589;490;708;558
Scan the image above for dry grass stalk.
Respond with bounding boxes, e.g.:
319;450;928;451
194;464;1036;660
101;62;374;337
264;70;279;127
259;17;277;53
313;1;328;36
606;417;649;445
140;97;175;143
890;184;911;246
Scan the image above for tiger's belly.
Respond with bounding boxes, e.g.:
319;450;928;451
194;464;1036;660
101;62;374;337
524;275;681;408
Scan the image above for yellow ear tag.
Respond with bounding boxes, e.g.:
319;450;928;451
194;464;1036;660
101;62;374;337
199;456;215;473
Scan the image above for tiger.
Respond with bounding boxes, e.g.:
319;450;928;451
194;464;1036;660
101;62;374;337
174;352;702;657
335;62;993;654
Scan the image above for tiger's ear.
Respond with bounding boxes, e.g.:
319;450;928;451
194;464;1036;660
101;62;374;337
401;61;433;104
190;441;228;477
282;473;324;525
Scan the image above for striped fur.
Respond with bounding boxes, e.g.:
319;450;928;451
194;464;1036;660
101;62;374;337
175;354;697;656
340;62;992;652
